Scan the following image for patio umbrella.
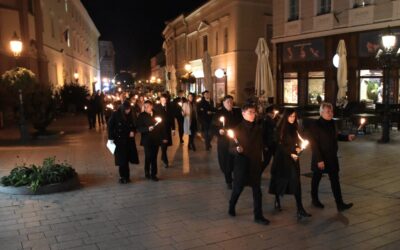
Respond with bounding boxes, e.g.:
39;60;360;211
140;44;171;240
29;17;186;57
202;51;213;92
255;37;274;98
337;39;348;103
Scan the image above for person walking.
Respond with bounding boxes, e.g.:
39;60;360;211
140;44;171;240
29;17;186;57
137;100;167;181
173;90;186;144
154;93;175;168
197;90;215;151
107;100;139;184
85;94;96;129
213;95;242;189
228;103;270;225
269;108;311;219
182;93;198;151
261;105;279;173
309;102;355;212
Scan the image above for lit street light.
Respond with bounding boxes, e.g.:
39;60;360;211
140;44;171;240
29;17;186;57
376;27;399;143
74;72;79;83
10;32;28;143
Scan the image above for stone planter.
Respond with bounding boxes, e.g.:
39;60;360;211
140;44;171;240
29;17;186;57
0;174;80;195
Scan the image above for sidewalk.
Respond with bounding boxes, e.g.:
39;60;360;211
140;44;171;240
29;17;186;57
0;115;400;250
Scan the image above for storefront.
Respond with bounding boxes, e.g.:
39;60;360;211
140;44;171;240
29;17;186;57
276;28;400;109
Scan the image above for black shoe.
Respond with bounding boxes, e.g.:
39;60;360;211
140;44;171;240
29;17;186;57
312;199;325;209
254;216;270;225
227;183;232;190
274;198;282;212
151;176;159;182
297;209;312;220
228;207;236;217
118;178;127;184
337;202;353;212
145;174;150;180
125;178;131;183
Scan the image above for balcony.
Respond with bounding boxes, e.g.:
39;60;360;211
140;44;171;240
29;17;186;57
313;13;334;31
348;5;375;26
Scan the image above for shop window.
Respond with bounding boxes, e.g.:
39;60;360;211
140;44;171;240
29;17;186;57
359;69;383;109
317;0;331;15
283;72;298;104
288;0;299;21
308;71;325;105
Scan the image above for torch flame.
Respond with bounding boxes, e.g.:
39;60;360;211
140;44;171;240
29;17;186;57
196;97;201;103
178;102;182;107
155;117;162;123
360;118;366;125
227;129;235;139
297;132;309;151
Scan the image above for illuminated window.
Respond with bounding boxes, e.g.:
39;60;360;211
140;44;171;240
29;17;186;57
308;71;325;105
359;69;383;108
283;72;298;104
65;0;68;12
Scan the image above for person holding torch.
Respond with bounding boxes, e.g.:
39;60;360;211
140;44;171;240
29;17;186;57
268;109;311;219
212;95;242;190
228;103;269;225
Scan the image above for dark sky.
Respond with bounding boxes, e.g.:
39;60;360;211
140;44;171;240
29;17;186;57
81;0;208;78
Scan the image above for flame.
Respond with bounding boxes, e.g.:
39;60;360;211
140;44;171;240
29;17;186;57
360;118;366;125
196;97;201;103
106;103;114;110
273;110;279;115
178;102;182;107
84;106;87;110
297;132;309;150
155;117;162;123
227;129;235;139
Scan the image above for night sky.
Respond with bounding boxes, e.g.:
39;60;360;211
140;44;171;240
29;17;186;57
81;0;208;79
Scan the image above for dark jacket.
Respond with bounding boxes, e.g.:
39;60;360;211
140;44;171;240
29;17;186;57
212;106;242;140
173;96;186;120
262;115;278;152
136;111;167;147
269;124;300;195
197;98;215;126
154;103;175;146
230;120;263;187
309;117;349;173
107;106;139;166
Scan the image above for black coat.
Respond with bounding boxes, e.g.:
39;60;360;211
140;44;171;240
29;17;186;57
230;120;263;187
262;115;278;152
212;106;242;146
197;98;215;126
153;103;175;146
173;97;186;120
269;124;300;195
107;107;139;166
136;111;167;147
309;117;349;173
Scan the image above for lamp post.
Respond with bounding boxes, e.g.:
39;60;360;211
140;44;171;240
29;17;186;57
10;32;28;143
376;27;399;143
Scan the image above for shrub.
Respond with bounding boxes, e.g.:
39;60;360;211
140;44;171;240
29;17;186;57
58;82;89;112
0;157;76;192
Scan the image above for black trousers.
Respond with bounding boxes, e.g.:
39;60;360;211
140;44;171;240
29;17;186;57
87;113;95;128
161;143;168;164
217;141;234;184
144;144;159;177
261;149;274;173
97;110;105;125
230;184;263;219
311;171;343;204
177;117;184;141
201;122;212;149
118;162;130;180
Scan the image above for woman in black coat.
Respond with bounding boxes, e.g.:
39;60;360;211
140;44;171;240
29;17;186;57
269;108;311;219
107;101;139;184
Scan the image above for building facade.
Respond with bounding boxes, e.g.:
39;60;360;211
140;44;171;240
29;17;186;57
99;40;115;90
150;52;166;84
0;0;100;92
272;0;400;107
163;0;273;103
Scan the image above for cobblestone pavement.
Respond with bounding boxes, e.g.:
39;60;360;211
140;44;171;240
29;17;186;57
0;115;400;250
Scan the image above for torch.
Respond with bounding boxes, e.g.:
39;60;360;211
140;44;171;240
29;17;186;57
154;117;162;126
273;110;279;118
84;106;87;110
196;97;202;103
219;116;225;128
358;118;366;131
178;102;182;107
227;129;239;146
297;132;310;156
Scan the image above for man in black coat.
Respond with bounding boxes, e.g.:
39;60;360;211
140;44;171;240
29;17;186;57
197;90;215;151
261;105;279;173
173;90;186;144
137;100;167;181
154;93;175;168
228;103;269;225
107;100;139;184
85;94;96;129
212;95;242;189
309;102;355;212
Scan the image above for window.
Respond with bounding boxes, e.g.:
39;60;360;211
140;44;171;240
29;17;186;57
308;71;325;105
359;70;383;108
64;29;70;47
223;28;228;53
283;72;298;104
353;0;373;8
215;32;219;55
203;36;208;52
288;0;299;21
318;0;331;15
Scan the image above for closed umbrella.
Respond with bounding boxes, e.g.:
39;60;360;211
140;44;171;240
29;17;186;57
255;38;274;98
337;39;348;103
202;51;212;92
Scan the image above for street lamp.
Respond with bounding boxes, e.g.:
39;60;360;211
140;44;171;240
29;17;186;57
10;32;28;143
73;72;79;83
376;27;399;143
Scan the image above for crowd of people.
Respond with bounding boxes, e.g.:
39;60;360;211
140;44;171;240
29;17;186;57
102;89;354;225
